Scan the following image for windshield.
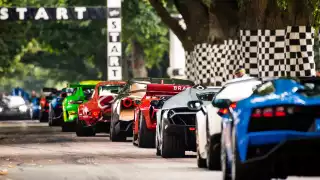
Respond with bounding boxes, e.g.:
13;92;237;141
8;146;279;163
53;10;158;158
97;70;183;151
46;96;54;101
196;92;216;101
215;80;262;102
83;88;94;100
98;85;124;96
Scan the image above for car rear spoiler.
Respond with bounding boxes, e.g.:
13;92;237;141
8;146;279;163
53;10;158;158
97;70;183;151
146;84;191;96
68;84;96;89
130;77;194;86
42;87;58;93
298;77;320;84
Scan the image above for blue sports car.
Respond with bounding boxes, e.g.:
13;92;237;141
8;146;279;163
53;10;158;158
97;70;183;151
48;89;68;126
30;97;40;120
11;87;31;103
213;77;320;180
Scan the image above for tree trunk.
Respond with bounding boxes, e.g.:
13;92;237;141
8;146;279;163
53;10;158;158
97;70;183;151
131;40;148;77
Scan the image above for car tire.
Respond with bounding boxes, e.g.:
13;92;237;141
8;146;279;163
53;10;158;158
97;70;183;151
29;109;33;120
48;107;53;126
138;114;155;148
197;151;207;168
196;119;206;168
61;122;74;132
109;121;126;142
132;133;138;146
76;121;95;137
160;119;185;158
156;134;161;156
39;111;48;122
206;135;221;170
221;127;231;180
229;128;270;180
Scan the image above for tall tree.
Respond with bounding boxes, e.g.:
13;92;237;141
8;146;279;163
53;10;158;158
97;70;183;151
147;0;319;51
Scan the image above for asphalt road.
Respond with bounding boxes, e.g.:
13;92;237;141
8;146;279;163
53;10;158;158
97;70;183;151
0;120;318;180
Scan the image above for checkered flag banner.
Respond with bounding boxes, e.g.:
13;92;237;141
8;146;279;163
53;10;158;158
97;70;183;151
192;44;213;85
224;39;243;81
258;29;287;77
185;51;194;81
240;30;260;77
285;26;316;76
210;44;226;86
185;25;317;84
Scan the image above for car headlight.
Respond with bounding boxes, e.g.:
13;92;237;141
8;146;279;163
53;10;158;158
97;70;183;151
0;107;3;112
19;105;28;112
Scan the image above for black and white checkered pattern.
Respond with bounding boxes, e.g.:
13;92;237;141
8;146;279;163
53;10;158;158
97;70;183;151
285;26;316;76
240;30;259;77
185;51;194;81
210;44;226;86
224;40;243;81
184;26;317;84
258;29;287;77
193;44;214;85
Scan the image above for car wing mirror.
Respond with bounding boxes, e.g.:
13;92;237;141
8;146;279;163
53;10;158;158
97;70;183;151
212;99;232;108
187;100;203;111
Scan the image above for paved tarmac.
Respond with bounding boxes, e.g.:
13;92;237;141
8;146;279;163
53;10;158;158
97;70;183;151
0;120;318;180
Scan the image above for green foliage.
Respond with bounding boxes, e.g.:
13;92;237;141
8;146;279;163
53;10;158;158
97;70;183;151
276;0;288;10
123;0;169;68
0;0;169;92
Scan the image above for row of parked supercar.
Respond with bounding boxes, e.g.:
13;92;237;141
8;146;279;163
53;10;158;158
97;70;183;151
184;76;320;180
45;78;199;140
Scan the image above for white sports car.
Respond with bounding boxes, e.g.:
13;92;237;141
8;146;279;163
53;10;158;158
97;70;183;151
0;95;31;120
188;77;262;170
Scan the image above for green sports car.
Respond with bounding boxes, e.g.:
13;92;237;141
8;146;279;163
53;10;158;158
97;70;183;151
61;80;101;132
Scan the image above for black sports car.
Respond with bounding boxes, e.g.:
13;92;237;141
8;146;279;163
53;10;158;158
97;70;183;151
155;85;221;158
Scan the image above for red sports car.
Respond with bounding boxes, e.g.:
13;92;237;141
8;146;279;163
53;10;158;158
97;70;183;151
133;83;193;148
76;81;126;136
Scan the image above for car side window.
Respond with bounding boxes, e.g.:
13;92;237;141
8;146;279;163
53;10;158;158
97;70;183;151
72;88;78;95
91;90;96;99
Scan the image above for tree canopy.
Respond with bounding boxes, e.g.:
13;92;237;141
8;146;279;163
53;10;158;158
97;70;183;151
0;0;169;92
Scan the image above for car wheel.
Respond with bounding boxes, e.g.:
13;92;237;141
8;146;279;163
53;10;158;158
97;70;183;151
206;135;221;170
30;109;33;120
196;120;206;168
155;133;161;156
221;128;231;180
48;108;53;126
61;122;69;132
138;113;155;148
230;128;271;180
109;119;126;142
160;119;185;158
132;132;138;146
76;119;95;137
